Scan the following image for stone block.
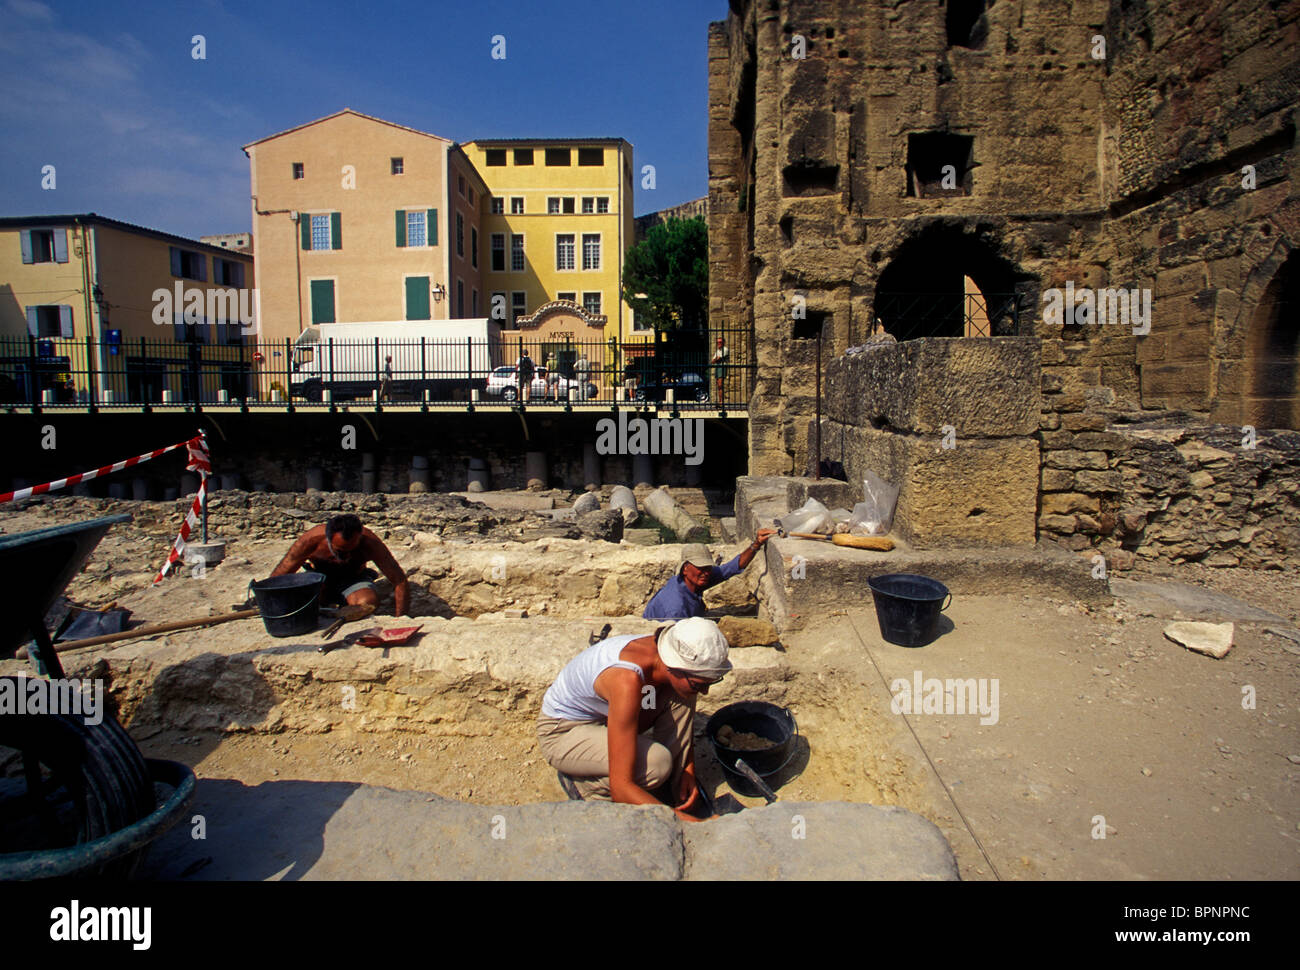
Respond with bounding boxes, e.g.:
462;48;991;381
1041;468;1075;491
1041;492;1100;516
1136;334;1166;364
1039;514;1077;533
1061;411;1108;432
1155;262;1208;298
1140;362;1211;410
683;803;959;881
716;616;780;647
623;528;662;546
1073;470;1125;493
1044;450;1109;470
145;785;687;881
824;337;1040;437
824;423;1040;547
1071;431;1131;451
576;509;625;543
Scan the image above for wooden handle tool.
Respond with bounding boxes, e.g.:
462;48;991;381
783;530;895;551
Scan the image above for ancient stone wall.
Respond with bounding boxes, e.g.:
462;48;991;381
709;0;1300;476
817;337;1041;547
1038;416;1300;569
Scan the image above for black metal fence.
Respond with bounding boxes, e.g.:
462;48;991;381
872;291;1026;341
0;326;755;410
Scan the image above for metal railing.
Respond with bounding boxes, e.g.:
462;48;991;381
872;291;1025;341
0;326;755;410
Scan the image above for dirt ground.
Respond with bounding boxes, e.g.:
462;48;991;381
126;573;1300;881
4;496;1299;880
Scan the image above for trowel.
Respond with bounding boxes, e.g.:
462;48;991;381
318;603;375;651
733;758;779;804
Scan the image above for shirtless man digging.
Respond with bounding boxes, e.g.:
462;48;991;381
269;514;410;616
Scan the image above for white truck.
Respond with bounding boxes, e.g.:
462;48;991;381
289;319;503;402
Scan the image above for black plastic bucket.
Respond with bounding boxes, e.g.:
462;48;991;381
705;701;799;798
867;573;951;647
248;574;324;637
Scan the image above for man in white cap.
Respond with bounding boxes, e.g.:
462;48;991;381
643;531;774;620
536;617;731;819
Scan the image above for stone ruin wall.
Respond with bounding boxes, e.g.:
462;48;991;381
709;0;1300;567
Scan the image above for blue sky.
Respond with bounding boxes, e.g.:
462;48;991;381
0;0;723;239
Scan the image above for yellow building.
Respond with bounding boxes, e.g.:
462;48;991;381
461;138;647;360
0;214;253;403
244;109;487;345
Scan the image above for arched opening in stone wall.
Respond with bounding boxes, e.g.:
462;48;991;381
872;225;1026;341
1246;252;1300;430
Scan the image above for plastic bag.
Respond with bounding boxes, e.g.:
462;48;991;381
849;472;899;536
777;497;834;535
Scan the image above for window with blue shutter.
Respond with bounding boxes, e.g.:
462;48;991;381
170;247;207;280
22;230;57;263
25;305;71;337
214;258;245;287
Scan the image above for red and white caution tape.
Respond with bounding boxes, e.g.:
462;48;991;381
184;434;211;476
153;476;207;585
0;433;210;504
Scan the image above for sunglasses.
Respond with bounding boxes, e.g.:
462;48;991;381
671;669;724;690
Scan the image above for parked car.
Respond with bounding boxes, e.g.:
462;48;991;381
485;366;595;401
632;370;709;403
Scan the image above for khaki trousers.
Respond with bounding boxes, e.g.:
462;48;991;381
536;693;695;802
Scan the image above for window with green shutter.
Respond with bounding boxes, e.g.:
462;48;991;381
301;216;311;250
396;210;407;247
330;212;342;250
428;209;437;245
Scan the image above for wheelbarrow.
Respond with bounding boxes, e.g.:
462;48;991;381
0;515;196;878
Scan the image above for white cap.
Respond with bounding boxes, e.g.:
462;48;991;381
657;617;732;678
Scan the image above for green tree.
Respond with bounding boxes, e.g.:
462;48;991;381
621;216;708;332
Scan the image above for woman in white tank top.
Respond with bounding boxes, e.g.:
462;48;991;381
536;619;732;821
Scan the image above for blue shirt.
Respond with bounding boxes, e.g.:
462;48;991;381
642;552;745;620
